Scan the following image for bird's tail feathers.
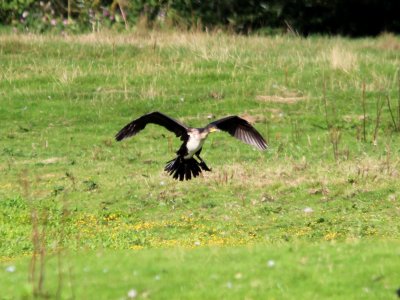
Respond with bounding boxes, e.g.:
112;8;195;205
165;157;203;181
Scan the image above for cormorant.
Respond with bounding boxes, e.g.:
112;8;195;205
116;112;267;181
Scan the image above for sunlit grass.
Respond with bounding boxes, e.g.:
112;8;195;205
0;31;399;298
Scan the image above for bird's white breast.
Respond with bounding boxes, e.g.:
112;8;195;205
185;133;205;159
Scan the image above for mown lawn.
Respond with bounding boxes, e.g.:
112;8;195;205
0;31;399;299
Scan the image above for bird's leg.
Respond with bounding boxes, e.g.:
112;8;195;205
197;156;211;171
195;149;211;171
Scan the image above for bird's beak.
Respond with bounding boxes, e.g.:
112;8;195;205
209;127;219;133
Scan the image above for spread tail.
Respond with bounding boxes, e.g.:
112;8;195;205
165;157;204;181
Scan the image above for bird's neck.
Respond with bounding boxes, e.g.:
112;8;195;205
189;128;209;140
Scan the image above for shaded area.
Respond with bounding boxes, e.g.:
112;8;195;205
1;1;399;36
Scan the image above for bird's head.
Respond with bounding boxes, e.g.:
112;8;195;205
207;124;220;133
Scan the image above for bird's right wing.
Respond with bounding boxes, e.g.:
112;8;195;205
115;111;188;141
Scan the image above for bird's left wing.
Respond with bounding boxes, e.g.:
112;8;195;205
209;116;268;150
115;111;188;141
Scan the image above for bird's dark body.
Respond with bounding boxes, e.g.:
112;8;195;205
116;111;267;181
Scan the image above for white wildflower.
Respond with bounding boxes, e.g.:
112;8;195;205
127;288;137;299
6;265;16;273
303;207;313;213
267;260;275;268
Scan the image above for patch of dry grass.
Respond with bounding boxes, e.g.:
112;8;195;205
256;94;306;104
201;153;400;197
329;45;358;72
376;33;400;51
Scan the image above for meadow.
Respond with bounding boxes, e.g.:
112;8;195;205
0;31;399;299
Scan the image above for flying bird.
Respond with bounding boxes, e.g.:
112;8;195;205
116;112;267;181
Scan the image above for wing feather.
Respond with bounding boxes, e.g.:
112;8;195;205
209;116;267;150
115;111;188;141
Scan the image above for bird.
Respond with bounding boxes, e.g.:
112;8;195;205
115;111;267;181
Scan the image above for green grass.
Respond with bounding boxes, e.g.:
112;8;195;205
2;242;399;299
0;31;400;299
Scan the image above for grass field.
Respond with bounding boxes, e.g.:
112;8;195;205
0;31;400;299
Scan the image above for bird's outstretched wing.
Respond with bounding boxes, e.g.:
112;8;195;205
115;111;188;141
209;116;267;150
